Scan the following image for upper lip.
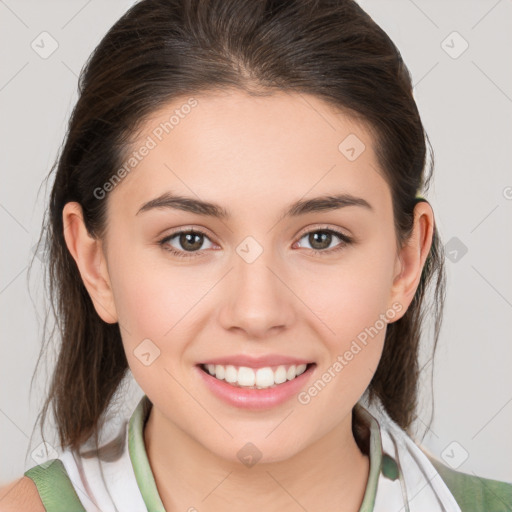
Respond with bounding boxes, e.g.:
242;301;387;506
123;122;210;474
198;355;314;368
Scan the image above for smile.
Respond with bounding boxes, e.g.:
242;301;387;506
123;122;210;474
199;363;314;389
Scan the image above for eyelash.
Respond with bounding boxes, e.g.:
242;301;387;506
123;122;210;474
157;226;353;259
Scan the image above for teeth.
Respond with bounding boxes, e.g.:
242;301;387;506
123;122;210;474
203;363;309;389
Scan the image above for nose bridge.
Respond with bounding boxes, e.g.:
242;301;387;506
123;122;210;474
218;235;295;336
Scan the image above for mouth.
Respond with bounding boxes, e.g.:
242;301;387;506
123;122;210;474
197;362;317;390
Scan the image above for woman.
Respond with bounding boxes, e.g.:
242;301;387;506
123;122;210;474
1;0;511;510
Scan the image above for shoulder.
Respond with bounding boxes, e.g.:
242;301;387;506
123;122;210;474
23;458;86;512
0;476;45;512
425;453;512;512
1;459;86;512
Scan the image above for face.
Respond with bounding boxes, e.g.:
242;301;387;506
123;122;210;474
86;90;411;463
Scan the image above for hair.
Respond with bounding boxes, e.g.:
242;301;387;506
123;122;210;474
30;0;446;453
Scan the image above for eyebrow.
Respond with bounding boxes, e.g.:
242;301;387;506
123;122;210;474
136;191;373;221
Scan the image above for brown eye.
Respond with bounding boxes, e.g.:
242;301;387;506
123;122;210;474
159;229;214;258
308;231;333;250
177;232;204;251
296;228;352;254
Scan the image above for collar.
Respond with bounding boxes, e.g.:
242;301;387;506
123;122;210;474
126;394;399;512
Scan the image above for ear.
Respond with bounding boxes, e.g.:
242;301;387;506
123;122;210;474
388;201;435;320
62;202;118;324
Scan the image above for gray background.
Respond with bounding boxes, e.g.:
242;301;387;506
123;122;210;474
1;0;511;485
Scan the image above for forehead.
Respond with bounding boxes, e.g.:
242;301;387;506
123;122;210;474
108;89;390;217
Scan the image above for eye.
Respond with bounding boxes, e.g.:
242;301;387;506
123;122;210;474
294;227;353;255
158;226;353;259
158;229;215;258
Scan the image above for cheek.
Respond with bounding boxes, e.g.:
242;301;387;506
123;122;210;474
297;270;390;415
107;249;217;381
109;244;201;334
107;256;199;403
293;236;396;397
298;237;396;343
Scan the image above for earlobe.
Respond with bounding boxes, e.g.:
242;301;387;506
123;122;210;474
62;202;118;324
388;201;434;318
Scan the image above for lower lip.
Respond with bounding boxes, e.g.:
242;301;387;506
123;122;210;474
195;363;317;410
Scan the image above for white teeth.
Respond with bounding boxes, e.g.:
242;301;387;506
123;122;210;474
203;363;309;389
255;367;274;387
215;364;225;380
238;366;256;386
225;365;237;383
274;365;288;384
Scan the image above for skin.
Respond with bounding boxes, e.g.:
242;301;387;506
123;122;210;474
60;89;433;512
0;477;44;511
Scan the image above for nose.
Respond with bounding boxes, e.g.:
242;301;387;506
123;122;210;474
218;247;297;339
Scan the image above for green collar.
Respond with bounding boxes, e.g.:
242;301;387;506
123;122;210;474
128;395;166;511
128;395;398;511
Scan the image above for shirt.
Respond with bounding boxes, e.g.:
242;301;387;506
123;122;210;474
24;392;512;511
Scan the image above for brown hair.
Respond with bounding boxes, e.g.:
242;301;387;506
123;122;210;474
31;0;446;453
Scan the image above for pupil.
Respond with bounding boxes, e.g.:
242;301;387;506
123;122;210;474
310;231;331;250
181;232;202;251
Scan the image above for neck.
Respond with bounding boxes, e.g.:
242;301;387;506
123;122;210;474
144;405;370;512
